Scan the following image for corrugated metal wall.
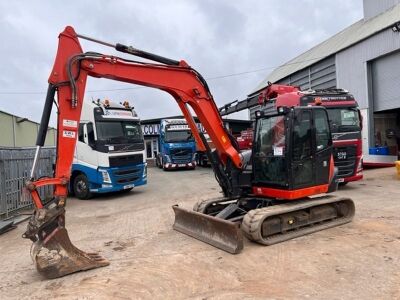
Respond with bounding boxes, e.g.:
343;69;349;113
336;27;400;148
336;28;400;109
249;56;336;120
363;0;400;20
276;56;336;90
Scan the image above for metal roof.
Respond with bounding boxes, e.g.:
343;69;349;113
252;3;400;94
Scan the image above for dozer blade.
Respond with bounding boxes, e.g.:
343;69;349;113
32;227;109;279
172;205;243;254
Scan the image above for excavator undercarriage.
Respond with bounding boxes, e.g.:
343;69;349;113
173;195;355;253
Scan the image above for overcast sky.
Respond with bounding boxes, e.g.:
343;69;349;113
0;0;363;125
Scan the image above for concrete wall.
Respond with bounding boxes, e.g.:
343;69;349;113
0;111;56;147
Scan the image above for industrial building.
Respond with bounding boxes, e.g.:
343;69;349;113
251;0;400;165
0;110;56;147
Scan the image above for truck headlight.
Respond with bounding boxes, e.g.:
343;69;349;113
99;169;112;183
164;155;171;163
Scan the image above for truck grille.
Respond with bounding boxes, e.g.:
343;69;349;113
112;167;142;184
109;154;143;167
170;148;192;164
334;146;356;178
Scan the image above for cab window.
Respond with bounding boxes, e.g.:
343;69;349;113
292;111;312;161
314;109;330;151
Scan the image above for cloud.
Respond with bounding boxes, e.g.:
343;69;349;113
0;0;363;125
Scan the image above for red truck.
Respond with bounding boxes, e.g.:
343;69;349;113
236;129;253;150
300;89;363;184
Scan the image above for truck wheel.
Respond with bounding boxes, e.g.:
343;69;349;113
73;174;92;200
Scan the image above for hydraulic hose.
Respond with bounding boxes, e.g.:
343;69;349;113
36;84;56;146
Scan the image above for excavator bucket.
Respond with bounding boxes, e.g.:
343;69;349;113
172;205;243;254
32;226;109;279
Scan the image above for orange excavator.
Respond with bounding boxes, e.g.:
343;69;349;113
24;26;355;279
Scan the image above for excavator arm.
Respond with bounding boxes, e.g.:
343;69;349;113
24;26;244;278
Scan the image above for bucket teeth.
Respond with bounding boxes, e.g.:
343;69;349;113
172;205;243;254
33;227;109;279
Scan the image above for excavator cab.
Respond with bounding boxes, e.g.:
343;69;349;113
252;106;337;198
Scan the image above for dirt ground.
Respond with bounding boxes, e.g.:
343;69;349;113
0;166;399;299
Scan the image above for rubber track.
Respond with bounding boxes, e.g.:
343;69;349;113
241;196;355;246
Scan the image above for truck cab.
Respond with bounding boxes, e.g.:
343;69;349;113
156;119;197;170
71;99;147;199
300;90;363;184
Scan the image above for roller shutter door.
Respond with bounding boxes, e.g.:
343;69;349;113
372;51;400;112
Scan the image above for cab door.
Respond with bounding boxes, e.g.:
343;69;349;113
313;108;333;185
290;109;315;189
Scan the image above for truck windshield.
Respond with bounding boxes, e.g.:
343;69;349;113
96;121;142;142
327;108;360;133
165;130;194;142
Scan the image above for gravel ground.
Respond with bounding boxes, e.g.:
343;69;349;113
0;166;399;299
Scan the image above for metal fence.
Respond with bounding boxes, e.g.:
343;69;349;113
0;147;56;220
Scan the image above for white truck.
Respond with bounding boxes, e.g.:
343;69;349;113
71;99;147;199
